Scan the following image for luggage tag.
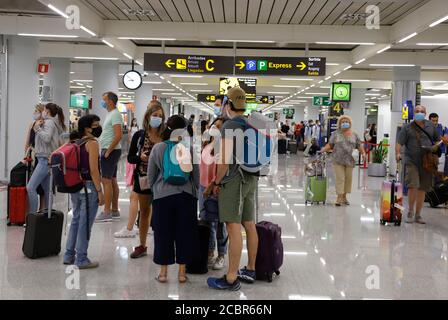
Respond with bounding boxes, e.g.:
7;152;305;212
394;203;404;211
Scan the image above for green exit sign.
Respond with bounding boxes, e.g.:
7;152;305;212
70;95;89;109
312;96;331;106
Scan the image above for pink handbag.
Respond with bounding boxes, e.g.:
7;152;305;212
126;162;136;187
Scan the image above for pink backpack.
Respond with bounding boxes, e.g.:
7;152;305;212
50;139;90;193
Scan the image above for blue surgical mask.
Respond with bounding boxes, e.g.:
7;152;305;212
415;112;425;122
100;101;107;109
149;116;162;128
341;122;350;129
213;106;221;116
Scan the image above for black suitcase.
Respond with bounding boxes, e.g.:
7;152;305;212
22;209;64;258
426;181;448;207
10;161;29;187
288;141;298;154
22;171;64;259
298;142;306;151
278;139;287;154
186;222;210;274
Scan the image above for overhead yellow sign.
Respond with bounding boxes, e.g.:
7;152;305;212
402;106;409;120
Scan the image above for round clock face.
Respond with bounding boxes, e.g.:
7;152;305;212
335;86;348;98
123;70;142;90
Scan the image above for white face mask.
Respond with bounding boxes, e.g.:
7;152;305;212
208;125;221;137
33;112;41;121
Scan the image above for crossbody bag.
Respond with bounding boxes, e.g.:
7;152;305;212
413;122;439;173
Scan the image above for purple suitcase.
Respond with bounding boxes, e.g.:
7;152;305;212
255;221;284;282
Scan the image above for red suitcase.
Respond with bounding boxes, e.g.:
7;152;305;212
7;185;27;226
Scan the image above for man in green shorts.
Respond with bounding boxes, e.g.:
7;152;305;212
205;87;258;291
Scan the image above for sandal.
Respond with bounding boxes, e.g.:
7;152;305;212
178;274;188;284
155;274;168;283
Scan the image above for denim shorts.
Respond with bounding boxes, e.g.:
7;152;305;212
100;149;121;179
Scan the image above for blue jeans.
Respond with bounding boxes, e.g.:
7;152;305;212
64;181;99;266
199;186;228;256
27;156;50;214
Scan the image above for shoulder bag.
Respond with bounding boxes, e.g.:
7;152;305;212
413;122;439;173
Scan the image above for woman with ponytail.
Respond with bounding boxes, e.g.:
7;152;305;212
26;103;66;214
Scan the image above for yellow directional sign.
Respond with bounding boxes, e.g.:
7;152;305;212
235;61;245;70
165;59;175;68
176;59;187;69
402;106;409;120
296;61;306;70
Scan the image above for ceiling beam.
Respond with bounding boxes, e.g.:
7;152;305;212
103;21;390;44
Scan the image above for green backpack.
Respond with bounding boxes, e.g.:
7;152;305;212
162;141;190;185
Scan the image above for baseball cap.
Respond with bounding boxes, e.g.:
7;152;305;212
227;87;246;110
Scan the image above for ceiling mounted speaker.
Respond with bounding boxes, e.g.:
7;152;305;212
339;13;368;21
123;9;156;17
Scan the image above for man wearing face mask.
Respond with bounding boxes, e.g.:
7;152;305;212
396;105;447;224
96;92;124;223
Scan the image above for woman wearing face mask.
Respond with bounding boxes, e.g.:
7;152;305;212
27;103;66;214
124;100;165;258
63;114;104;269
321;115;366;206
199;118;228;270
24;104;46;211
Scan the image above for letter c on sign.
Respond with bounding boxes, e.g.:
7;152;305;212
206;59;215;71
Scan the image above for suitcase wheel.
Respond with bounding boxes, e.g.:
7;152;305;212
380;219;386;225
7;222;11;226
267;274;273;283
394;221;401;226
275;270;280;276
323;201;326;205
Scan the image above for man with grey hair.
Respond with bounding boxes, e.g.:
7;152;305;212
396;105;446;224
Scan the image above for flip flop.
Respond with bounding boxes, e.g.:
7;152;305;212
155;275;168;283
178;274;188;284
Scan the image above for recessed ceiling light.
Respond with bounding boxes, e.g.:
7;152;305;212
102;39;114;48
216;39;275;43
123;53;133;60
421;80;447;83
429;15;448;28
152;88;175;91
366;93;381;96
416;43;448;46
333;71;341;76
273;85;302;88
118;37;177;41
19;33;78;38
355;58;366;65
376;46;391;54
316;42;375;45
337;79;370;82
370;64;415;67
305;93;329;95
398;32;418;43
75;57;118;60
267;91;290;94
325;76;331;80
190;89;213;92
326;63;340;66
136;60;143;66
47;4;69;18
343;65;352;71
161;92;182;95
80;26;96;37
142;81;162;84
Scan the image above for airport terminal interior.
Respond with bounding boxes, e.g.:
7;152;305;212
1;0;448;300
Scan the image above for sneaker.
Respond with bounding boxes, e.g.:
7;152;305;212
63;257;75;265
208;256;215;267
95;212;113;223
237;266;256;284
130;245;147;259
207;275;241;291
77;261;99;269
111;211;121;220
406;212;414;224
114;227;138;238
415;215;426;224
212;256;225;270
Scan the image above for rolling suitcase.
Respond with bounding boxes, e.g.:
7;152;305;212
380;170;403;226
255;221;284;282
305;176;327;204
278;139;287;154
288;141;298;154
298;142;305;151
22;170;64;259
7;186;27;226
186;222;210;274
425;181;448;207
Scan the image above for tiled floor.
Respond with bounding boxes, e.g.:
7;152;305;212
1;153;448;300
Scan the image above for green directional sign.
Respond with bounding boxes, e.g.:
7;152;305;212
312;96;331;107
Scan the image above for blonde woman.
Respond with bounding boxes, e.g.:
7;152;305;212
321;115;366;206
